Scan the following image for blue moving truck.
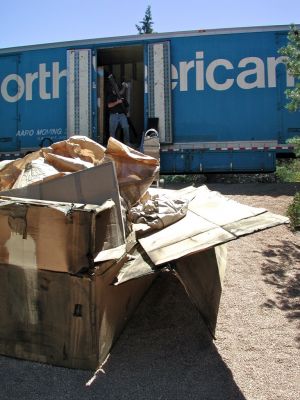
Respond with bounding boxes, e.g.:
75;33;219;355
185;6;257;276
0;25;299;173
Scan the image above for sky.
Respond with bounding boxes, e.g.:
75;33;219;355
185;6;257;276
1;0;299;49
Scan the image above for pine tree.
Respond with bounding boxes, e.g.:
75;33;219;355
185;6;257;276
136;5;154;34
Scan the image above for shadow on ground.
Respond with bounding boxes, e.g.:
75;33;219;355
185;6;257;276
207;182;300;198
259;240;300;347
0;274;246;400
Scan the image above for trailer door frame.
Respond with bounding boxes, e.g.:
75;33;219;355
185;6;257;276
147;41;172;143
67;49;96;138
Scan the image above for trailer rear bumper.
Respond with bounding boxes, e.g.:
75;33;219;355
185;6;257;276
160;148;277;174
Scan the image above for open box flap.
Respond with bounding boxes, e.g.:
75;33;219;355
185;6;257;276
138;186;289;265
113;244;161;285
114;186;288;285
113;241;228;338
173;244;227;337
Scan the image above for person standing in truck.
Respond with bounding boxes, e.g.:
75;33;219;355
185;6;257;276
106;79;131;146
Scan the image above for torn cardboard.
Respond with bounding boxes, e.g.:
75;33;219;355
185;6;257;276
0;254;155;370
0;197;123;273
115;185;288;339
1;159;126;241
0;180;290;370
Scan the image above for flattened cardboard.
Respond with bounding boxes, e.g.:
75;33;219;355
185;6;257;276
223;212;289;236
1;160;125;241
187;186;266;225
139;210;234;265
0;255;155;370
0;197;123;273
139;186;289;265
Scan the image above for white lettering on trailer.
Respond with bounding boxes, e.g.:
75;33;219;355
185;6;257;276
237;57;265;89
0;62;66;103
15;128;63;137
25;71;39;100
52;62;67;98
267;56;295;87
171;52;295;91
195;51;204;90
36;128;62;136
171;65;178;90
16;130;34;137
39;64;51;100
206;59;234;90
179;60;195;91
1;74;25;102
0;54;295;102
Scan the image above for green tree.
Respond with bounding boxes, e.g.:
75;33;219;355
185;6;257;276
279;24;300;112
278;26;300;230
136;5;154;34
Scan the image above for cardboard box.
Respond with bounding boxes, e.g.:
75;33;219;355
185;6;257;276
0;197;123;273
1;160;125;241
0;184;289;370
0;254;155;370
114;243;227;337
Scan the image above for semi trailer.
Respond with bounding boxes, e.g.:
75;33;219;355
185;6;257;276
0;25;299;173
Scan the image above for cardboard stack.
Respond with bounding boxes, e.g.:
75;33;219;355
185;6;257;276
0;138;289;371
0;158;156;369
0;253;154;370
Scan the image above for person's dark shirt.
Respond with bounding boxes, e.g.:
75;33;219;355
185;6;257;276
107;92;126;114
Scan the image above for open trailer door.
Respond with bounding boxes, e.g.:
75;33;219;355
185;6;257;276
67;49;96;138
147;42;172;143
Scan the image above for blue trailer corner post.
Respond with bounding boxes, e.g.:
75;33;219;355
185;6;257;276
0;25;299;172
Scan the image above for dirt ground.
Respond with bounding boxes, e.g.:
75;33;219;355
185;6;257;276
0;182;299;400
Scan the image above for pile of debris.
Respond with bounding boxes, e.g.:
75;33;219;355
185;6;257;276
0;136;288;370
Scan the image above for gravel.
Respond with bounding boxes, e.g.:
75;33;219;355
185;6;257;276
0;182;299;400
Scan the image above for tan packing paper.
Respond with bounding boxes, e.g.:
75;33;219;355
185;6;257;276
106;137;159;207
0;136;106;192
12;158;65;189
